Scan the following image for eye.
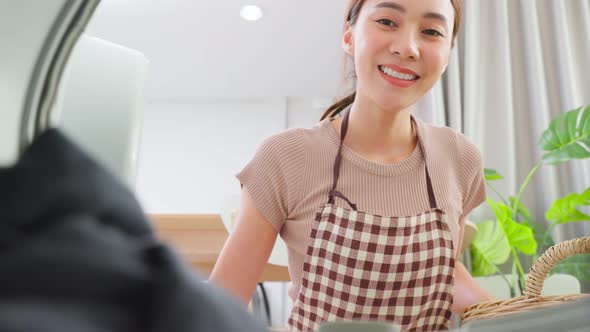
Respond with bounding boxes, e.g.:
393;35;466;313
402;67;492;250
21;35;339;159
423;29;444;37
376;18;398;28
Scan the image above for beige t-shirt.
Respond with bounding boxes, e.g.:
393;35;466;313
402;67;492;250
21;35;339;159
237;116;486;301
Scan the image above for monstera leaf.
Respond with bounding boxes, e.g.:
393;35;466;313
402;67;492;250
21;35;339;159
543;189;590;281
484;168;504;181
470;220;511;276
546;188;590;225
539;105;590;165
487;199;538;255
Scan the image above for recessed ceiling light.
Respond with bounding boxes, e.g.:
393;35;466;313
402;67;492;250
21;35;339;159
240;5;263;21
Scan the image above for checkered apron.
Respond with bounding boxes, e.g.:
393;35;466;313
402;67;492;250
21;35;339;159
287;111;455;332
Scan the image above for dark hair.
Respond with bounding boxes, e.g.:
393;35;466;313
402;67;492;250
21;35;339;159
320;0;463;120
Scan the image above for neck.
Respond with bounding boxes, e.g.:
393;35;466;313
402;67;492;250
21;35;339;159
333;95;418;164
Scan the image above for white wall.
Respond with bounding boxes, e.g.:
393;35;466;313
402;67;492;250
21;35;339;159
136;97;333;214
137;98;286;214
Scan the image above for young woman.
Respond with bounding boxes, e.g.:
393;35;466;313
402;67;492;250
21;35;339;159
211;0;493;330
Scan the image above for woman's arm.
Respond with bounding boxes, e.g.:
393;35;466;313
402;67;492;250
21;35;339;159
209;188;279;304
451;216;494;313
452;258;494;314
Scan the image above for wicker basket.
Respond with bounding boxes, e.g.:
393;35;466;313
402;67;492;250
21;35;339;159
461;236;590;323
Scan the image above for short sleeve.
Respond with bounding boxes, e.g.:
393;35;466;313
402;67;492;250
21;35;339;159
458;134;487;220
236;129;305;232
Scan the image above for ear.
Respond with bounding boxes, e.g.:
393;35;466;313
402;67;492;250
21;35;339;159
342;22;354;56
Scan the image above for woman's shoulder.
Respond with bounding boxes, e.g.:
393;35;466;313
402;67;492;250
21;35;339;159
254;120;332;161
419;121;485;204
419;120;482;162
258;120;333;151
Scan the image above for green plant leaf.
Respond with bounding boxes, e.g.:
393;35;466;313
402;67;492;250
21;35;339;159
522;220;554;252
470;220;511;276
509;196;532;221
545;188;590;224
539;105;590;165
550;254;590;282
484;168;503;181
487;199;538;255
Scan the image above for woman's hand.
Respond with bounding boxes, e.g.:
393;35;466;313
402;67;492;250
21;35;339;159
209;188;278;304
452;260;494;314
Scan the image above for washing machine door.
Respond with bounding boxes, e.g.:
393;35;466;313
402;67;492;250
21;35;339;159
0;0;99;167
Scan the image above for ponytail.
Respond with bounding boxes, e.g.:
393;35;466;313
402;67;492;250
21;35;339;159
320;92;356;120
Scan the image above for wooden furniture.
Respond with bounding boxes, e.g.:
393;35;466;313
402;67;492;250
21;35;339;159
150;214;291;282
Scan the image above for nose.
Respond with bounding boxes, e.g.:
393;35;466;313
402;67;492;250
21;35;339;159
390;30;420;60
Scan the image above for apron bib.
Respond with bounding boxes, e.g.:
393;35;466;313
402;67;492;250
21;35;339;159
287;111;455;332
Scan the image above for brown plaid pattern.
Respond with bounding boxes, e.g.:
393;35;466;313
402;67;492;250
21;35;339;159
287;204;455;332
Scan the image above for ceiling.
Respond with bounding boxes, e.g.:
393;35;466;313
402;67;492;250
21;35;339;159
85;0;349;101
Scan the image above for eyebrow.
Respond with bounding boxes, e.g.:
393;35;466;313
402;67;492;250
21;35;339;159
375;1;449;26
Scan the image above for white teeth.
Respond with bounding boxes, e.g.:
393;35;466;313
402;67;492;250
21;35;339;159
379;66;418;81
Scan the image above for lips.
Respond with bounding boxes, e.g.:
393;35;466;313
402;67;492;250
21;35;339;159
379;64;420;78
379;67;417;81
377;65;420;88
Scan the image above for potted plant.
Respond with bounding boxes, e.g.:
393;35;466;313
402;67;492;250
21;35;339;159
469;105;590;296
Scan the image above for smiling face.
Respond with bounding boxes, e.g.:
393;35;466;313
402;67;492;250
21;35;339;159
343;0;455;113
